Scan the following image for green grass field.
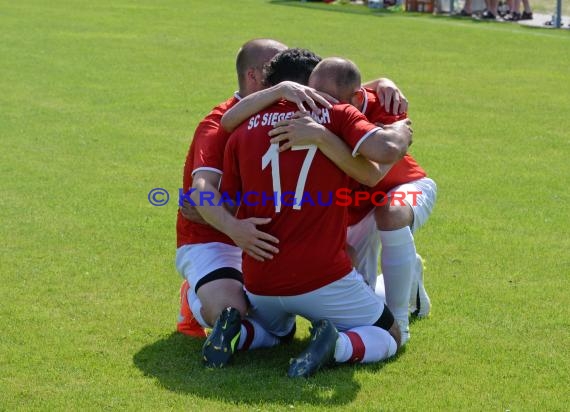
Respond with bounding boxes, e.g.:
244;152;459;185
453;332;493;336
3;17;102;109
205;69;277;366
1;0;569;410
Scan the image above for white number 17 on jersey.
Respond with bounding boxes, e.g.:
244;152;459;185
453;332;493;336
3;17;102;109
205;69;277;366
261;143;317;213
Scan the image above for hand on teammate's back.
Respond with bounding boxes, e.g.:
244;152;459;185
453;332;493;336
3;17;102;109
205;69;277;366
180;200;207;225
227;217;280;262
268;112;326;151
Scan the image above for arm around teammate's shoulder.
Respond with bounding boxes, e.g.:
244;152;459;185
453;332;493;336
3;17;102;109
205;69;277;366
221;81;336;133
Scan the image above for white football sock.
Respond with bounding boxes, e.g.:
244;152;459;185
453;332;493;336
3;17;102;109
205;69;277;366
379;227;417;337
334;326;397;363
237;318;280;351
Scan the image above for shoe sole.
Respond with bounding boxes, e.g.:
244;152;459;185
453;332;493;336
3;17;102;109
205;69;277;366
288;319;337;378
202;308;241;368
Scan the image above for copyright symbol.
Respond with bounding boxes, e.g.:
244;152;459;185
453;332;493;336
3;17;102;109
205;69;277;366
148;188;170;206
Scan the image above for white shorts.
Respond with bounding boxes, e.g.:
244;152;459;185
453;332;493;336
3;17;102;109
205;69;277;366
175;242;242;327
245;269;386;336
391;177;437;234
347;177;437;288
346;210;380;288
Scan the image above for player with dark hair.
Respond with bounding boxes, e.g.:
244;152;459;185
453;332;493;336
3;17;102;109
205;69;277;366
263;48;322;87
177;40;343;344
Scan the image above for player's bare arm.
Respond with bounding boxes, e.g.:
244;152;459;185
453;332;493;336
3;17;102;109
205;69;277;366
191;170;280;262
362;77;408;115
268;112;385;186
221;81;337;132
356;119;413;165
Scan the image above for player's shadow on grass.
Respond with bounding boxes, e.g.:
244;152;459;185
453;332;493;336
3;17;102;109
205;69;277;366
133;331;389;407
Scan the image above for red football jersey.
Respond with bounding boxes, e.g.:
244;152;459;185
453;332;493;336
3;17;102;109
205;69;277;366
176;94;241;248
221;101;382;296
347;88;427;226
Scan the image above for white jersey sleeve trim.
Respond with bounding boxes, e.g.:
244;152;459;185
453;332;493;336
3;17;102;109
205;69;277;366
191;167;223;176
351;126;382;157
360;87;368;114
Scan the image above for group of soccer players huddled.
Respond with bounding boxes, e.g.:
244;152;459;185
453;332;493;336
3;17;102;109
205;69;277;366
175;39;437;378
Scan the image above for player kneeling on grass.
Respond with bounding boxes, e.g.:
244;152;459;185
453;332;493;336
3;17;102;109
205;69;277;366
196;48;412;377
269;58;437;345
